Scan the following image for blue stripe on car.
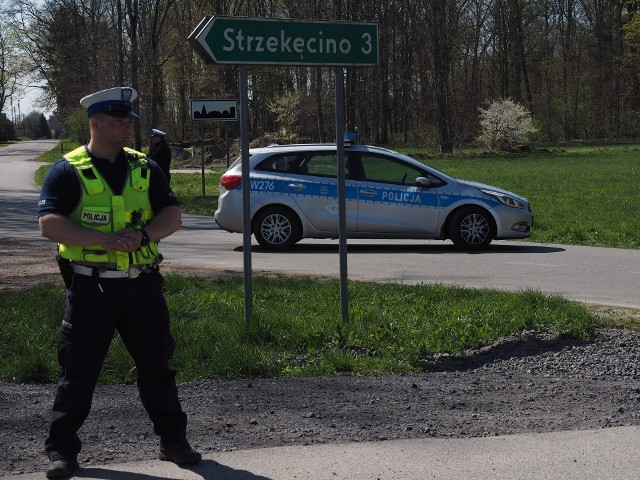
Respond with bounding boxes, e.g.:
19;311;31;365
240;178;499;209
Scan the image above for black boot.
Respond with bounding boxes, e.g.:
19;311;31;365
46;456;79;479
159;441;202;465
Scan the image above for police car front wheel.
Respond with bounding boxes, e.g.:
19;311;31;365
253;207;301;250
448;206;495;250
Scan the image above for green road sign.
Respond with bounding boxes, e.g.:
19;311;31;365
189;16;378;66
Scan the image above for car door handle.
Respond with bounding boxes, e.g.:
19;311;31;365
360;189;377;198
288;183;306;191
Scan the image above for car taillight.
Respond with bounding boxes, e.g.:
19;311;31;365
220;174;242;190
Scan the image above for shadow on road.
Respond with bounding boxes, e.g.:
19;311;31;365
237;243;565;255
77;459;272;480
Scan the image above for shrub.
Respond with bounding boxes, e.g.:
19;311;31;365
477;99;538;152
64;107;90;145
0;113;15;141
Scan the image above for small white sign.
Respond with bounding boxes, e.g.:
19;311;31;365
191;99;238;122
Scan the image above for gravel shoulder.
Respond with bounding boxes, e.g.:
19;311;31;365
2;243;640;476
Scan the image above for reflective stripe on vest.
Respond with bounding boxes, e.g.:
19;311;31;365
58;146;159;270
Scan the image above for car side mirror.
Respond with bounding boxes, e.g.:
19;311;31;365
416;176;432;188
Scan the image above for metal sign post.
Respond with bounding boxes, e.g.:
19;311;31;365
239;67;252;326
335;67;348;321
200;124;205;196
189;16;379;323
225;124;230;168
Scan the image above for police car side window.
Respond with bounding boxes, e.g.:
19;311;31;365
256;154;300;173
361;155;421;185
304;154;339;177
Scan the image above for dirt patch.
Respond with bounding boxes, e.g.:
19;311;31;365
0;243;61;292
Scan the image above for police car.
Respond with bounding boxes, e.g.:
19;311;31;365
214;136;533;251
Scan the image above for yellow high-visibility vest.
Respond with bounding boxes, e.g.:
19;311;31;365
58;146;159;270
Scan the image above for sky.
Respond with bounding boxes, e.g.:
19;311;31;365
13;85;54;119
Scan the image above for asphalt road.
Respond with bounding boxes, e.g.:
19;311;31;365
165;220;640;308
2;139;638;308
3;425;640;480
3;139;640;480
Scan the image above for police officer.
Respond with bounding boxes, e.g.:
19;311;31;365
148;128;172;184
38;87;201;479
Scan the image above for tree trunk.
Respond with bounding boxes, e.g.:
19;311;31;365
315;68;325;142
126;0;141;150
429;0;454;153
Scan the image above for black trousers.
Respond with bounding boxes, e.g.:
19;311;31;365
45;269;187;460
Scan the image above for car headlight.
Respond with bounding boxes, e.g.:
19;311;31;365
480;189;525;209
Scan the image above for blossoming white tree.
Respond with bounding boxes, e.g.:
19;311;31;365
477;99;538;152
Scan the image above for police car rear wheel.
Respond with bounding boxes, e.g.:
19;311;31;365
253;207;301;250
448;206;495;250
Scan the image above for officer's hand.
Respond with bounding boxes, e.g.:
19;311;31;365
112;228;143;252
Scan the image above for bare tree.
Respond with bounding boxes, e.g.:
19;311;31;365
0;10;21;114
11;0;120;116
423;0;468;153
579;0;626;136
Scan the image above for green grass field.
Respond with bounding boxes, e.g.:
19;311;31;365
0;275;603;384
418;144;640;249
13;140;636;384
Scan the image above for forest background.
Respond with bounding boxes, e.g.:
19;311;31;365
1;0;640;153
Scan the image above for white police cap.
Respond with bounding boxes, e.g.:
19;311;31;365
151;129;166;137
80;87;139;118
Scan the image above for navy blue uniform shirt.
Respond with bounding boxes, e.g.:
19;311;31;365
38;146;179;218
